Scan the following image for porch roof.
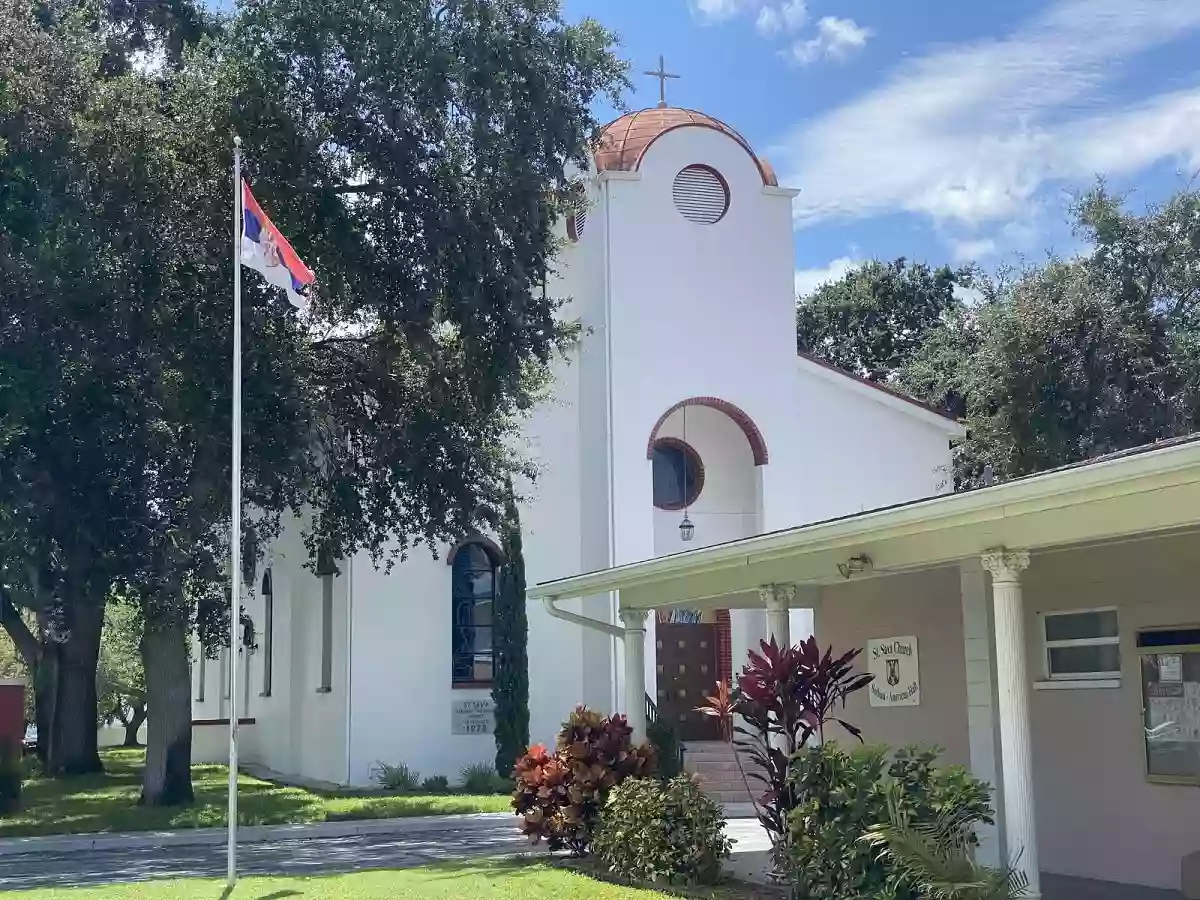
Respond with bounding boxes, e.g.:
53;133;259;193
529;434;1200;611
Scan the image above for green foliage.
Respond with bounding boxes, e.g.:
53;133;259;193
1;0;627;797
797;258;970;383
97;602;146;735
593;775;732;886
372;762;420;793
698;638;872;851
460;762;498;794
862;794;1029;900
420;775;450;794
492;482;529;778
786;743;993;900
512;706;657;855
899;184;1200;489
0;740;21;813
646;719;681;779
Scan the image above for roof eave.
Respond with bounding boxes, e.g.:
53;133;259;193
528;436;1200;602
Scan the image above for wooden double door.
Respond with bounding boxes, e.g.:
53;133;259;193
655;622;722;742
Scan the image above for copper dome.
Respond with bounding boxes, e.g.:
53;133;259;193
593;107;778;187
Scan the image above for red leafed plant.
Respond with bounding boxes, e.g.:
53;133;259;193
699;637;873;851
512;706;656;855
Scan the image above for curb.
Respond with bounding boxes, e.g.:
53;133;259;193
0;812;519;858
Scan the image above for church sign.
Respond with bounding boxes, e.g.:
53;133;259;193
451;699;495;735
867;636;920;707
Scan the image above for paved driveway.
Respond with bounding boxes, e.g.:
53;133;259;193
0;817;530;890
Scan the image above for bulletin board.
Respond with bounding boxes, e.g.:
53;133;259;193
1140;642;1200;784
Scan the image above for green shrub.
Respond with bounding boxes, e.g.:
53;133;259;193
0;740;21;814
489;774;512;794
646;719;681;779
460;762;498;793
787;743;993;900
594;775;732;886
512;706;657;855
420;775;450;793
372;761;420;792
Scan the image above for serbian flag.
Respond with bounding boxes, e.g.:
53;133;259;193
241;180;315;311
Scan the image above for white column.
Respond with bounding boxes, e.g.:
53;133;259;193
762;584;794;755
762;583;794;649
981;550;1038;899
619;608;649;742
960;559;1001;868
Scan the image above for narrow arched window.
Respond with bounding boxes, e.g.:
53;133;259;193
451;543;497;685
261;570;273;698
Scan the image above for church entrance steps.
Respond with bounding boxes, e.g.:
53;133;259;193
682;740;758;808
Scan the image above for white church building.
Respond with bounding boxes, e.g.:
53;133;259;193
191;99;1200;898
190;101;963;784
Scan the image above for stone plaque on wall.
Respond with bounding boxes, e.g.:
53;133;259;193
867;636;920;707
451;698;495;735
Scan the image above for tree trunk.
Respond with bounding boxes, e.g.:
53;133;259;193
123;702;147;748
140;614;193;806
45;599;104;776
34;641;54;765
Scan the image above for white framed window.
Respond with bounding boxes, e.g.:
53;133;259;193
1042;607;1121;680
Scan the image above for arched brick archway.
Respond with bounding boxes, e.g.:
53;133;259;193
646;397;769;466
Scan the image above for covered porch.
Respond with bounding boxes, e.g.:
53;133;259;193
531;435;1200;898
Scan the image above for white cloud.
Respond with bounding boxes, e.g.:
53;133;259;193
757;1;807;36
689;0;754;23
949;237;998;263
954;284;985;306
777;0;1200;228
795;256;858;295
790;16;871;64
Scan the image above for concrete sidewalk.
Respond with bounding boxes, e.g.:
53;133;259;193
0;811;516;857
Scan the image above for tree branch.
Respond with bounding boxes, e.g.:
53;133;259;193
0;585;39;669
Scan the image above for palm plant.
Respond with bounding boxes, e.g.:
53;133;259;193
861;791;1029;900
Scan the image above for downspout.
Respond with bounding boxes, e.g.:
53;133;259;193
543;596;624;638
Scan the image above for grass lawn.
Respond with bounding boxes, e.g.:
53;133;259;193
0;861;682;900
0;748;512;839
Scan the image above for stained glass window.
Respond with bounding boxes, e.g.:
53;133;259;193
452;543;496;684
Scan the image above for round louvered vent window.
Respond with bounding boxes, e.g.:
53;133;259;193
567;209;587;242
672;165;729;224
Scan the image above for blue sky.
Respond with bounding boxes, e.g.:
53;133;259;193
561;0;1200;294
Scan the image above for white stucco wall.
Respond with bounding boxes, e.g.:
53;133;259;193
346;548;495;785
189;510;348;784
785;361;955;525
650;405;759;556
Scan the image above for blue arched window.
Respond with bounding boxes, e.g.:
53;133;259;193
451;543;497;684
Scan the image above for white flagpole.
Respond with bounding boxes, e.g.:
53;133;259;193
227;134;244;889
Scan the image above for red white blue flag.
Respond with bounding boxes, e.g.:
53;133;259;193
240;180;315;311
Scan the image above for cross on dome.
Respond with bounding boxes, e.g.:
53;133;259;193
643;55;680;108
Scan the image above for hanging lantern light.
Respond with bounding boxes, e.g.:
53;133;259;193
679;513;695;542
679;403;695;543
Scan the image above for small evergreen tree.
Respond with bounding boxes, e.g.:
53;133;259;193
492;482;529;777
